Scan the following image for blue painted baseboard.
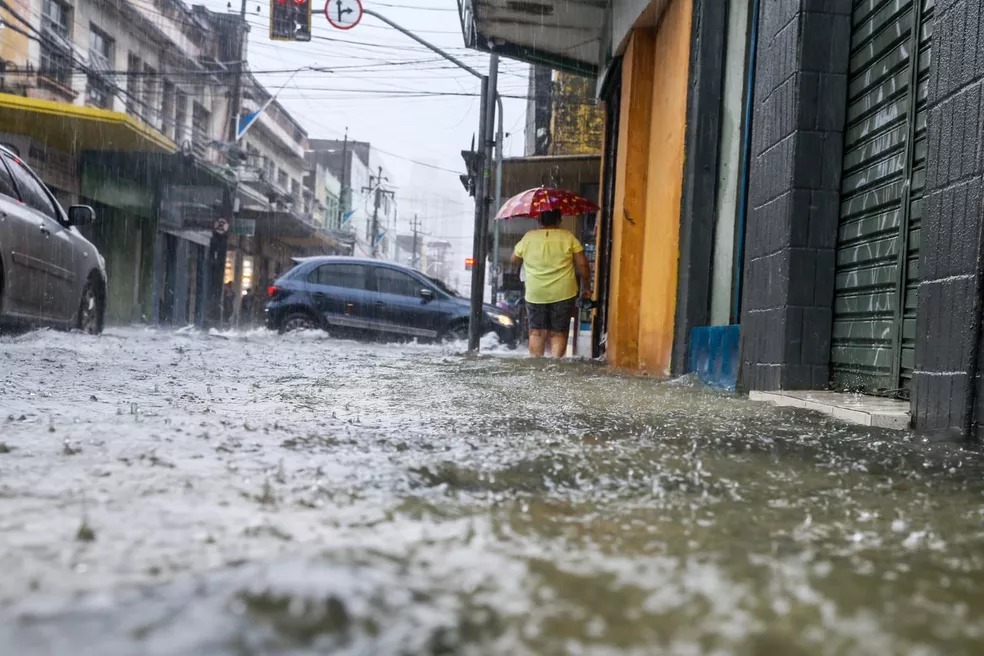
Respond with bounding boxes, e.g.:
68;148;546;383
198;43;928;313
688;325;740;390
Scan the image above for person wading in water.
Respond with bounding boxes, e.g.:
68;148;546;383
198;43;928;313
511;209;591;358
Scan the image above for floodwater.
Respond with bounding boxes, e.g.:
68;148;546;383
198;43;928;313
2;327;984;655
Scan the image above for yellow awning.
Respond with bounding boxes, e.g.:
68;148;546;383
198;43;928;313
0;93;176;154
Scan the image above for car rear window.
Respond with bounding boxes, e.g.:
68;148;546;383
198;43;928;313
308;264;368;290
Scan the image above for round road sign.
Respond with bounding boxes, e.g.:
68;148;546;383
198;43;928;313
325;0;363;30
213;218;229;235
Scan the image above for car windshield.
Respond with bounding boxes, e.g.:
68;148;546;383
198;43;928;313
427;275;460;297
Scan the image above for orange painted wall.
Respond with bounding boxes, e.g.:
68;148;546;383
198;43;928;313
606;30;655;369
637;0;692;374
604;0;692;374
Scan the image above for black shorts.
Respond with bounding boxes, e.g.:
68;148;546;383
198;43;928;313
526;298;576;333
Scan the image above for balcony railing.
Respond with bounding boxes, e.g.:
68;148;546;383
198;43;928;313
87;49;112;76
41;19;72;53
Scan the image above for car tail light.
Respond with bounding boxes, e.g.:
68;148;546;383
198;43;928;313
267;285;281;298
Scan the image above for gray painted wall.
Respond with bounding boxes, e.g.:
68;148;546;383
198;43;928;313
912;0;984;436
738;0;851;391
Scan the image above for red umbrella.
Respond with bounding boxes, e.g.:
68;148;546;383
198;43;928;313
494;186;599;220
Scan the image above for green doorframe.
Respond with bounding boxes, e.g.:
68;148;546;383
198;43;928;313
888;0;932;389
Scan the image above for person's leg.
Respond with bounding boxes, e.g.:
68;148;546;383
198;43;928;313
529;329;547;357
527;303;548;357
547;298;574;357
549;331;569;357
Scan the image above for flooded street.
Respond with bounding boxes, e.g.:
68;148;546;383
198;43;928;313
2;328;984;655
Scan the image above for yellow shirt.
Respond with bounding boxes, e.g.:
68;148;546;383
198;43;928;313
514;228;584;304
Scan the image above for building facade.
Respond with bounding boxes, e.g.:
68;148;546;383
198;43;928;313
0;0;347;329
461;0;984;438
309;138;396;261
0;0;236;326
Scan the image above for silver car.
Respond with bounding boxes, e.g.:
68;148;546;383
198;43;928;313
0;145;107;334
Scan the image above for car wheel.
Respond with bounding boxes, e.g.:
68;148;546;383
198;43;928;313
77;277;104;335
441;322;470;343
281;312;319;334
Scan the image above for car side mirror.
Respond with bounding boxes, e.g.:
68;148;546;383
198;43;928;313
420;288;435;302
67;205;95;227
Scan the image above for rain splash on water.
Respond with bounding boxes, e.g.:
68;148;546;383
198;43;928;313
2;327;984;654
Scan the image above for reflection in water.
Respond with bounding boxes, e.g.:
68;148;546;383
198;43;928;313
1;327;984;654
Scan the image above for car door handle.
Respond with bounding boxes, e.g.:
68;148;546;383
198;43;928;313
39;224;51;236
312;292;327;299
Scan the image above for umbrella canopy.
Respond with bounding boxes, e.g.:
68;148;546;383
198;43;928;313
494;186;600;220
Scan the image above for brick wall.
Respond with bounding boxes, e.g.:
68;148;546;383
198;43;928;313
912;0;984;435
739;0;850;390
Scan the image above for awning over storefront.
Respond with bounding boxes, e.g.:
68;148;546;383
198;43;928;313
247;209;318;240
0;93;176;155
458;0;606;75
496;153;601;237
82;151;233;221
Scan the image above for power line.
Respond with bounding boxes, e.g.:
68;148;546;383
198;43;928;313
0;0;165;118
364;2;460;11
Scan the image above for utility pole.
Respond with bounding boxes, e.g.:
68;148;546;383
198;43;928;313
467;54;498;352
362;166;393;258
337;128;348;229
491;100;504;305
409;214;425;268
206;0;247;327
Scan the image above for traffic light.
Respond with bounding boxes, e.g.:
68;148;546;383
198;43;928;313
270;0;312;42
459;149;480;197
465;257;475;271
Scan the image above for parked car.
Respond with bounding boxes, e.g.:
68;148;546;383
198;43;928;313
0;145;106;334
265;256;517;345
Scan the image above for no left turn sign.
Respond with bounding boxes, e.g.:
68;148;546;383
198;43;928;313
325;0;363;30
213;218;229;235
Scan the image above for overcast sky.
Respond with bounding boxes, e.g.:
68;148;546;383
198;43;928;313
204;0;531;282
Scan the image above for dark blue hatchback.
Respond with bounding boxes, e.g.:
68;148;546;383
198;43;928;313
265;256;517;345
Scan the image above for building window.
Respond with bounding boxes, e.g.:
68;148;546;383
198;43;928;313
174;90;188;145
143;64;159;127
161;80;175;139
191;103;210;158
39;0;73;89
326;194;338;229
277;169;288;190
126;54;141;115
291;179;301;207
86;25;115;109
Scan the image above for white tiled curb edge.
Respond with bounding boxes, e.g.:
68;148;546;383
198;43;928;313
748;390;911;431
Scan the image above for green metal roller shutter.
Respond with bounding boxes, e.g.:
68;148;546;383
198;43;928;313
830;0;933;397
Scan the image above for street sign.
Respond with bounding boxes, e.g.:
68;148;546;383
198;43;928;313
325;0;363;30
231;218;256;236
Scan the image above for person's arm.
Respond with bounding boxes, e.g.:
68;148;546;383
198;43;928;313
573;251;591;297
511;237;525;269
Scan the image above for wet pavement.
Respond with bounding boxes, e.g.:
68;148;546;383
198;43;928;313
2;327;984;655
